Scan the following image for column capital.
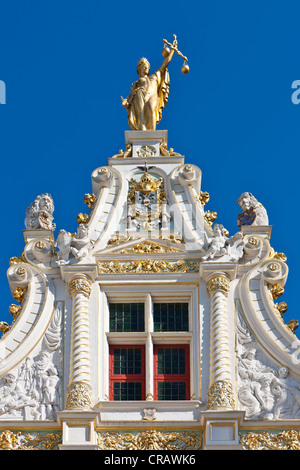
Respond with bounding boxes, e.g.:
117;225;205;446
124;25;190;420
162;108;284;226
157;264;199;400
66;381;93;410
207;379;235;410
69;275;92;298
206;272;231;297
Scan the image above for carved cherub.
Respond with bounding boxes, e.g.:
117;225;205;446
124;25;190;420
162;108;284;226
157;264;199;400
201;224;229;260
70;224;92;261
55;230;73;265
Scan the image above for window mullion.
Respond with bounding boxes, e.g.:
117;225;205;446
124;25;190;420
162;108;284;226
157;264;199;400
145;293;154;401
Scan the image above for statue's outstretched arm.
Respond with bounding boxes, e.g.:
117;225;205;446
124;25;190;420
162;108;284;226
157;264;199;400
156;36;178;73
157;47;176;73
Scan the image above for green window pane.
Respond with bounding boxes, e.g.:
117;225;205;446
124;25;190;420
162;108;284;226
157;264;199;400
157;348;186;375
157;382;186;400
113;382;142;400
109;303;145;332
153;303;189;332
113;348;142;375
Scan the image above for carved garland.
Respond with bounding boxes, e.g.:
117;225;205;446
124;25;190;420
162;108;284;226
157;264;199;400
240;430;300;450
97;430;202;450
0;430;61;450
97;259;200;274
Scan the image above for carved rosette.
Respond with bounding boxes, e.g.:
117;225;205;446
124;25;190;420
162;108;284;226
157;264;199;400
207;379;235;410
66;381;93;410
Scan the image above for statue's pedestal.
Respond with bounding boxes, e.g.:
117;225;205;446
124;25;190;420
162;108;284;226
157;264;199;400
125;130;168;157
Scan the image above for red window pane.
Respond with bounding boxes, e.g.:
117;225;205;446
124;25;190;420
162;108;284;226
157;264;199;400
109;345;145;401
153;345;190;400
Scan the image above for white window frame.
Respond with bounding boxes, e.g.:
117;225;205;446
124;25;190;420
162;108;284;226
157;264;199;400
99;283;200;402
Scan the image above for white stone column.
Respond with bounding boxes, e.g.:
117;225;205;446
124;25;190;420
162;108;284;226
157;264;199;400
66;274;93;410
206;272;235;410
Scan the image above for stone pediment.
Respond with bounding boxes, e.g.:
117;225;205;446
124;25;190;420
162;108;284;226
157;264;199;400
94;235;187;256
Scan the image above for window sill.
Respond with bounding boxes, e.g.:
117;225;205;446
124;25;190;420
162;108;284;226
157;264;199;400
106;331;193;344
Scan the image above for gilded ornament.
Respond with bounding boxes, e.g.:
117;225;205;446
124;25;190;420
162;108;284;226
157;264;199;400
181;62;189;74
204;210;217;226
207;379;235;410
160;234;184;244
269;283;285;300
97;259;200;274
84;193;97;210
12;286;27;304
0;430;61;450
0;321;10;335
206;274;231;297
76;212;89;224
159;142;182;157
112;144;132;159
66;381;93;410
121;35;188;131
136;145;156;158
35;240;46;250
9;256;23;265
272;251;287;262
287;319;299;333
113;240;181;254
107;235;132;246
107;234;184;249
9;303;21;319
240;430;300;450
275;301;288;317
68;276;92;298
196;191;210;206
129;172;164;198
97;430;202;450
15;266;26;276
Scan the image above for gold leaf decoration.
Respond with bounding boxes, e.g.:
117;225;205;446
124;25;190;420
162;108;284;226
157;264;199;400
97;430;202;450
240;430;300;450
97;259;200;274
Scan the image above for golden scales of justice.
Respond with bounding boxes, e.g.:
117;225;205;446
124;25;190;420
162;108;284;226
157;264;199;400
162;34;189;74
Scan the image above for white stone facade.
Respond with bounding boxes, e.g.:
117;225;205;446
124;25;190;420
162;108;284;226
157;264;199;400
0;130;300;451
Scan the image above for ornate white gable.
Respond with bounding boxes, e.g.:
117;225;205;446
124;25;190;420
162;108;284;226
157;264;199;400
0;130;299;450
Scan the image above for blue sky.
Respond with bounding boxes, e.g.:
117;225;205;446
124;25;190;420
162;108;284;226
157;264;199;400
0;0;300;330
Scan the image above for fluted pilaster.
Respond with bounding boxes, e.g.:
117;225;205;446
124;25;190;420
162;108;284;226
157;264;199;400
206;272;235;410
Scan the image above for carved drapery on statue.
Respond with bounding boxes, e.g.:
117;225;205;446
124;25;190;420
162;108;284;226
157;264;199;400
126;67;170;131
